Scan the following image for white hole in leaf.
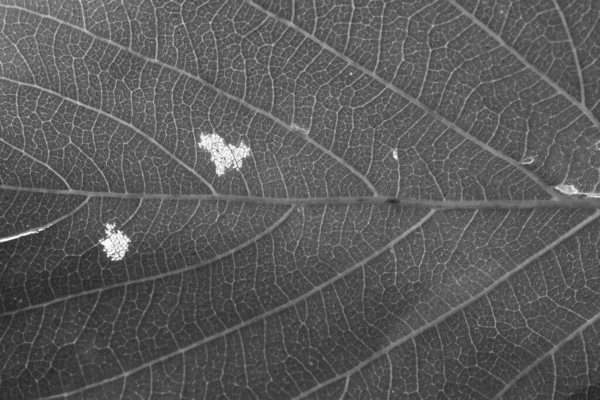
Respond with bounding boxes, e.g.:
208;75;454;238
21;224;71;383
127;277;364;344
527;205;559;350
99;223;131;261
198;133;251;176
392;149;398;160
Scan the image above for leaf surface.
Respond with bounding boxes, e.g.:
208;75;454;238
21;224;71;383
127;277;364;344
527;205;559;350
2;1;600;399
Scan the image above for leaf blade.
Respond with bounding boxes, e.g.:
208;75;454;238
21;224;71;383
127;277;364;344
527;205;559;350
2;1;600;399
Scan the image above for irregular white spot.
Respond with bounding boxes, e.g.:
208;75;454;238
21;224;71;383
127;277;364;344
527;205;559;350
99;223;131;261
290;123;309;135
392;149;398;160
554;184;600;198
520;156;535;165
198;133;251;176
555;184;579;195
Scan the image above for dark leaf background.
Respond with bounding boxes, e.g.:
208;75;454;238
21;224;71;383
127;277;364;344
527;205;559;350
2;0;600;399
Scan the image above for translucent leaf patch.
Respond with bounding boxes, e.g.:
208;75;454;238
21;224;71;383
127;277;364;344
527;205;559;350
198;133;251;176
99;223;131;261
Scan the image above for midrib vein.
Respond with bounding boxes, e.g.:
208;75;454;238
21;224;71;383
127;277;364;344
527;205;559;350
4;185;600;209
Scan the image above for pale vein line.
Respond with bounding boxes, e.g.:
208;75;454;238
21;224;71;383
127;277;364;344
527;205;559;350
37;209;437;400
0;225;49;244
449;0;600;130
340;376;350;399
296;209;600;400
552;0;586;106
385;352;393;400
4;184;600;209
0;204;297;318
0;4;379;197
246;0;566;201
0;195;89;244
1;76;217;196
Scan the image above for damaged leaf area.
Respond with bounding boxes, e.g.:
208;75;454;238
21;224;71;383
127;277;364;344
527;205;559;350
555;183;600;198
99;223;131;261
2;1;600;399
197;133;251;176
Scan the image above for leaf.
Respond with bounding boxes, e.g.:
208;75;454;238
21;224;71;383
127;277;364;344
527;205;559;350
1;1;600;399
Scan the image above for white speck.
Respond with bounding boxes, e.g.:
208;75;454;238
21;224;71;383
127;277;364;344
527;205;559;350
290;123;309;135
520;156;535;165
392;149;398;160
554;184;600;198
198;133;251;176
99;223;131;261
555;184;579;195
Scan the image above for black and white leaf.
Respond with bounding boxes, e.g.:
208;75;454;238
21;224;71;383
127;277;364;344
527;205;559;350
2;1;600;399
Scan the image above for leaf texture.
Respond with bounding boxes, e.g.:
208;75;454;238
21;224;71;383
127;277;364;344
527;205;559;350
1;0;600;399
